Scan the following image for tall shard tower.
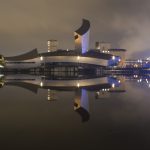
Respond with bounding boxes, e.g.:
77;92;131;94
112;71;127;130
74;19;90;54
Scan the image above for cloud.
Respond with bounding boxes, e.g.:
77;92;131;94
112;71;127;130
112;16;150;58
0;0;150;58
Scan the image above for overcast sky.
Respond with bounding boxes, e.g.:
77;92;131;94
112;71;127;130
0;0;150;58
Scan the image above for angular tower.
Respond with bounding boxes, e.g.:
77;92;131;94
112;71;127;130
74;19;90;54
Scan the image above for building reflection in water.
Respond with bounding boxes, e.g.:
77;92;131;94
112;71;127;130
0;74;149;122
47;89;57;101
74;89;90;122
95;76;126;99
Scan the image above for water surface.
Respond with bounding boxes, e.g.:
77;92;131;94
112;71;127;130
0;74;150;150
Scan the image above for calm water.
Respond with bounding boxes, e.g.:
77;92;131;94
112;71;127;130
0;74;150;150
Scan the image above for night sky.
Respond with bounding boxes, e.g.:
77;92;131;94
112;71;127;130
0;0;150;58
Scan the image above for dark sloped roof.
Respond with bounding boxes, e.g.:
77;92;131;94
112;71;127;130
5;48;38;61
75;19;90;35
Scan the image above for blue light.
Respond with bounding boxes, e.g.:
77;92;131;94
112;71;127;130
108;77;120;87
81;89;89;111
108;56;121;66
82;31;89;54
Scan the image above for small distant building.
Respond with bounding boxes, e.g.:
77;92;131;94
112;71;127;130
47;40;58;52
0;55;5;68
95;42;127;67
95;42;111;52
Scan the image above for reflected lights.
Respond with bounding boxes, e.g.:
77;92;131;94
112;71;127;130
40;82;43;87
40;56;43;61
0;74;4;78
102;89;110;92
0;65;4;68
112;83;115;88
77;56;80;60
112;56;115;60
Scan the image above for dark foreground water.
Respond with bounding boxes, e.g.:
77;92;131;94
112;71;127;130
0;74;150;150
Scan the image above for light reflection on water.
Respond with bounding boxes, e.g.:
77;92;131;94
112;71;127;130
0;74;150;149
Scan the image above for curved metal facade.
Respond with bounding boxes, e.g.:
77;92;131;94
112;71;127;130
44;56;108;66
5;56;109;69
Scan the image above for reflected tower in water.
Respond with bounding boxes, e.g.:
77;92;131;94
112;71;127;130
74;89;90;122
